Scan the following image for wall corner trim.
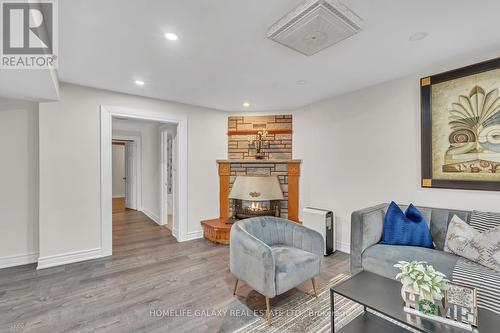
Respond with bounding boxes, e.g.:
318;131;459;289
143;210;161;225
37;248;103;270
183;230;203;242
0;252;39;269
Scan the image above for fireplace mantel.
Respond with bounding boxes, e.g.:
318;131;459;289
216;159;302;164
217;160;301;222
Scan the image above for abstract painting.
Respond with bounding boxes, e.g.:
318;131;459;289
421;58;500;191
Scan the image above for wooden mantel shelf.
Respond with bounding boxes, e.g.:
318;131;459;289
228;129;292;135
216;159;302;164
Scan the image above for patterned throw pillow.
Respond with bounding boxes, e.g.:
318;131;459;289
445;215;500;272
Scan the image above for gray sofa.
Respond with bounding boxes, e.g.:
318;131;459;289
230;216;324;324
351;203;500;327
350;203;471;280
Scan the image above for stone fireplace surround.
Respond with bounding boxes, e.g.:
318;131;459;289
217;159;301;222
228;115;292;160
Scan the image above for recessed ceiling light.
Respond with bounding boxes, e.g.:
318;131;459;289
409;32;428;42
135;80;145;86
296;80;307;85
242;101;251;108
165;33;178;41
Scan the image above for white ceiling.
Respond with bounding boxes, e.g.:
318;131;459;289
59;0;500;112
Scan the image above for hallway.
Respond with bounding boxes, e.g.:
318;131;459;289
112;210;177;259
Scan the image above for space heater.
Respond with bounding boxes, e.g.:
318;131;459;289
302;207;335;255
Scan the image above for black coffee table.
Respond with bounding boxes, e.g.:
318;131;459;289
330;271;497;333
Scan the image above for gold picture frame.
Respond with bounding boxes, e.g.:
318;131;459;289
421;57;500;191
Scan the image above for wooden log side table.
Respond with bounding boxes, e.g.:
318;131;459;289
200;218;232;245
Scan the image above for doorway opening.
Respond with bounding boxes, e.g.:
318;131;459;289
101;105;188;257
112;141;127;213
111;118;177;229
111;137;140;213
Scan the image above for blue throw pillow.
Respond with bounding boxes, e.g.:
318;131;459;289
380;202;434;248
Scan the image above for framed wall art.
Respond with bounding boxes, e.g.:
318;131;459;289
421;57;500;191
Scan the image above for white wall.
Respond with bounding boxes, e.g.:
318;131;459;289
0;98;39;267
113;120;163;221
291;75;500;252
38;83;226;260
112;145;125;198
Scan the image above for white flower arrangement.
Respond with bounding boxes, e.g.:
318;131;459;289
394;261;449;300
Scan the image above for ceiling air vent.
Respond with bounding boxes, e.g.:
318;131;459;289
267;0;363;56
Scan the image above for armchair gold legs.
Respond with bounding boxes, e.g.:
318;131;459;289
265;297;271;325
231;277;319;325
233;279;239;295
311;277;318;297
261;278;319;325
233;278;272;325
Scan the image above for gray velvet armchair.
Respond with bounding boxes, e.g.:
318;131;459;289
230;216;324;324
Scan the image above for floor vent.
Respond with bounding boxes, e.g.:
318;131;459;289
267;0;364;56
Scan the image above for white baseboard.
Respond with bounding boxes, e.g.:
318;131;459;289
112;195;125;199
183;230;203;241
0;252;38;269
336;241;350;254
37;248;102;270
143;210;161;225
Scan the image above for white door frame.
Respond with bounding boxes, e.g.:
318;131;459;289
112;134;142;211
160;127;169;228
100;105;188;257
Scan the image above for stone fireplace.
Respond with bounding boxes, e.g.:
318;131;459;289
201;115;301;244
220;114;300;222
218;159;301;221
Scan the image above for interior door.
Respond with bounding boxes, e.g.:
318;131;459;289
124;141;137;209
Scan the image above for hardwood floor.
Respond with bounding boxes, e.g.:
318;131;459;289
112;197;126;213
0;210;350;333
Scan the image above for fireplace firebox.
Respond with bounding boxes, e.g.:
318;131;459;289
228;176;284;223
232;199;281;220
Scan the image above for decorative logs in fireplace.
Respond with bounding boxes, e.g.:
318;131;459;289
229;176;284;220
232;199;281;219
